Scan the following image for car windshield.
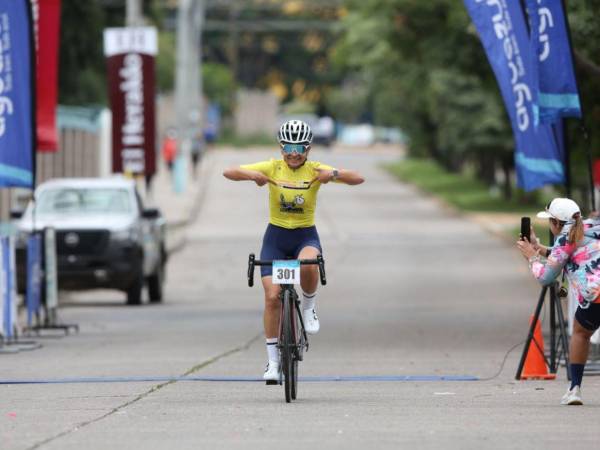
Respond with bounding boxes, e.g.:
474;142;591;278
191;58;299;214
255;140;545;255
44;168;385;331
36;188;132;215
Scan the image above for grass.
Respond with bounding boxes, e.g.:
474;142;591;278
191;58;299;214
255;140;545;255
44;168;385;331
384;158;551;214
508;225;552;247
384;158;559;243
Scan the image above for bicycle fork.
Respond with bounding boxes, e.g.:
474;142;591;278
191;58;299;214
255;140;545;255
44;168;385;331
294;295;309;357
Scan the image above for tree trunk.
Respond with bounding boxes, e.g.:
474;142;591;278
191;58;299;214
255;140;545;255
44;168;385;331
476;151;496;186
574;50;600;79
501;154;512;200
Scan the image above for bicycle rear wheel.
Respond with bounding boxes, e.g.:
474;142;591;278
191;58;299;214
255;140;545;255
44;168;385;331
282;289;294;403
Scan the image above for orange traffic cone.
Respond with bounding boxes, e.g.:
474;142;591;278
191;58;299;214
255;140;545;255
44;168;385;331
520;315;556;380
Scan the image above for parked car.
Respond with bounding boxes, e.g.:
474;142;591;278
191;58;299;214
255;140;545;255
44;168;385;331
14;177;167;305
337;124;376;146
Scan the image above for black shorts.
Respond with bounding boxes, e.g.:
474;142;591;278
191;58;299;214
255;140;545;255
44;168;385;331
575;303;600;332
259;224;322;277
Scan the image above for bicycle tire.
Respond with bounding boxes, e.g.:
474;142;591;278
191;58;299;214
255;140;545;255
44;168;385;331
291;291;299;400
282;288;294;403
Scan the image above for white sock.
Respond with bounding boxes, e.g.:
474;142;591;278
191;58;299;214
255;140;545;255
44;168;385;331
302;291;317;311
266;338;278;363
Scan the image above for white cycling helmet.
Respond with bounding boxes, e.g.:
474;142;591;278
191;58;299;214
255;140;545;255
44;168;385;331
277;119;313;145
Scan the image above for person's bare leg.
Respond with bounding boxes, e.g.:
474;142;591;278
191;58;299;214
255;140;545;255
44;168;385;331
262;276;281;339
297;246;321;334
570;320;594;363
261;276;281;380
567;319;594;392
298;246;320;295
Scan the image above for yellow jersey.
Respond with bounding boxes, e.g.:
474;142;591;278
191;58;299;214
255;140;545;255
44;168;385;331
240;159;334;229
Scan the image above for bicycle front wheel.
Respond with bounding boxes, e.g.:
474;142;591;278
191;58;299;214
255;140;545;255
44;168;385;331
282;289;295;403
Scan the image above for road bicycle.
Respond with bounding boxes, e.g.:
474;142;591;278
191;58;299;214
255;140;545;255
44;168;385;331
247;253;326;403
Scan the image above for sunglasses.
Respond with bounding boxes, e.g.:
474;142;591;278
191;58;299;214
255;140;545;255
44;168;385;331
281;144;309;154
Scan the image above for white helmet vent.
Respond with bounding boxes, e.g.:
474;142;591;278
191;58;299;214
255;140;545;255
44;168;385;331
277;120;313;144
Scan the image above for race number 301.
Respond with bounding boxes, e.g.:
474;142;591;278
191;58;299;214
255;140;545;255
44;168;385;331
272;260;301;285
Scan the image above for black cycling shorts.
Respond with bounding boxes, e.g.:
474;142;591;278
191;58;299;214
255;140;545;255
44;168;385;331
259;224;322;277
575;303;600;332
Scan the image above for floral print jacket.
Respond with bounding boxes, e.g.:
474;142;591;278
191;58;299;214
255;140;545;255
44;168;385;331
531;219;600;306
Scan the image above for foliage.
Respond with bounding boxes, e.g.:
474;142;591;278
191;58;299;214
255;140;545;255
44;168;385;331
282;99;317;115
385;159;548;213
157;32;176;93
201;1;345;112
333;0;600;200
564;0;600;201
58;1;108;105
202;63;237;116
59;0;170;104
215;128;274;147
324;80;369;123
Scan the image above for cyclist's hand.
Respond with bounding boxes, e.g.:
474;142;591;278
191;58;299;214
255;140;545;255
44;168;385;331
251;172;270;186
314;167;334;184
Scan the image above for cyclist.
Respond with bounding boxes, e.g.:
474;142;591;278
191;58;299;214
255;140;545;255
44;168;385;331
223;119;365;381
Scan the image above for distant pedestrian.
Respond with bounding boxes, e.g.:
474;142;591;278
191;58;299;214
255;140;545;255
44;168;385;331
191;133;203;179
517;198;600;405
161;129;177;172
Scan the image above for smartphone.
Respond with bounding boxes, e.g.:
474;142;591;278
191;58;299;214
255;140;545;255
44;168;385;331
520;217;531;242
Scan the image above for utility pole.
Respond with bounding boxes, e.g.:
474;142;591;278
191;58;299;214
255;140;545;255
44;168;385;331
228;2;240;81
126;0;143;27
174;0;205;193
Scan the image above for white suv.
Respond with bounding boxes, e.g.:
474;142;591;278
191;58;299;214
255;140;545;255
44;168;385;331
15;177;167;305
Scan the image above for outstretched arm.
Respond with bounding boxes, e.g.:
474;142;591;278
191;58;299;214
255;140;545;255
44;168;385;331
314;167;365;185
337;169;365;185
223;167;270;186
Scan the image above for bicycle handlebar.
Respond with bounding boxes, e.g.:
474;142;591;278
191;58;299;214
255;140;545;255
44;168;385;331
247;253;327;287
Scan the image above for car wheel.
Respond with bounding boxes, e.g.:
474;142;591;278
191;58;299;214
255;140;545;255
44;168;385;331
126;270;143;305
147;260;164;303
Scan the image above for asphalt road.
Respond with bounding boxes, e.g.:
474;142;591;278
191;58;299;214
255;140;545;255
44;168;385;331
2;147;600;450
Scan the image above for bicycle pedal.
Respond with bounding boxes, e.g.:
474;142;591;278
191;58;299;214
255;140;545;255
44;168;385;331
265;380;278;386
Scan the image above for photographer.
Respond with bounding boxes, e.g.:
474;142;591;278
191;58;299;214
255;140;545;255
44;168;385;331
517;198;600;405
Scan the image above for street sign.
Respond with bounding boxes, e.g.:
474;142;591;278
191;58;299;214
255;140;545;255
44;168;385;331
103;27;157;176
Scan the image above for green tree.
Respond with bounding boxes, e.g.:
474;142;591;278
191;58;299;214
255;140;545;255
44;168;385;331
157;32;176;92
566;1;600;203
203;63;237;116
333;0;600;199
59;0;170;104
58;1;108;105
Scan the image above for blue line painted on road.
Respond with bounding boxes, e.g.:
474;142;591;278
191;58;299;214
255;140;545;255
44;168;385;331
0;375;478;385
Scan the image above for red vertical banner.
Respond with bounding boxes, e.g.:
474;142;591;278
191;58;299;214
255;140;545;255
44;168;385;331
103;27;157;176
32;0;61;152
